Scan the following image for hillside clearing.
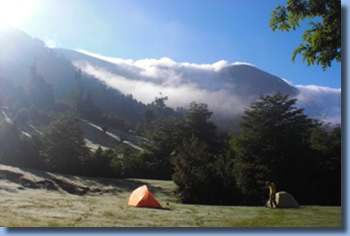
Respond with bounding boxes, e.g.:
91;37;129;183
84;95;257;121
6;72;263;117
0;165;341;227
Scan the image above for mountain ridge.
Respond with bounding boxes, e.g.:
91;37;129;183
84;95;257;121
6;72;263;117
0;27;341;126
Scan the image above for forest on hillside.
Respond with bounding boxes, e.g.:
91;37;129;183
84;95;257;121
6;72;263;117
0;61;341;206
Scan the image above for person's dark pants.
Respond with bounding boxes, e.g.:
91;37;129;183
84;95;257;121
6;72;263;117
270;194;277;208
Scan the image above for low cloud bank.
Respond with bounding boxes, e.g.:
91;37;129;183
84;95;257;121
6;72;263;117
295;85;341;124
73;50;341;124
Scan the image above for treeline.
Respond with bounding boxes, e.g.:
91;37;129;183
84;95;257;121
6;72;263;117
131;93;341;206
0;66;341;206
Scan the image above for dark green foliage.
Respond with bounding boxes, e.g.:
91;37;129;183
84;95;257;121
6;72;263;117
119;148;148;178
172;137;214;203
76;91;102;122
134;96;186;180
270;0;341;70
137;101;225;182
52;101;73;114
309;125;341;205
27;106;52;126
172;136;240;204
101;125;108;134
91;86;147;124
0;122;24;166
139;95;182;134
148;94;175;118
0;122;43;169
40;112;90;175
143;109;156;125
183;102;220;153
138;118;183;180
171;102;240;204
232;93;316;205
85;147;122;178
100;113;128;131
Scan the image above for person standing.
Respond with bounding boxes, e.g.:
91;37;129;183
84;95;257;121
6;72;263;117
266;181;278;208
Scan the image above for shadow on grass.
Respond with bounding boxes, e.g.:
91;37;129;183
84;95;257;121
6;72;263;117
92;178;150;192
128;206;172;211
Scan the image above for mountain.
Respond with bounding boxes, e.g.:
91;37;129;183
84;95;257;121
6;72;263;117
0;27;341;129
56;48;298;97
54;48;340;125
54;49;297;117
0;27;147;123
0;27;76;98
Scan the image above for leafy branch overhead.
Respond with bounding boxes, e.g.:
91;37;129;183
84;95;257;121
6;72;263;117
270;0;341;70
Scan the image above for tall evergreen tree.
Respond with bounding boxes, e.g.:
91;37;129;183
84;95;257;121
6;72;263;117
232;93;316;205
183;102;221;153
172;102;239;204
138;117;183;179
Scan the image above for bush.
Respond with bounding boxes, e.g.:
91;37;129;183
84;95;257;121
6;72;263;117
40;112;90;175
172;136;240;204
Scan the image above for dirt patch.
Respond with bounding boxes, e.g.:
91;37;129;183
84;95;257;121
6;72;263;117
48;176;89;195
0;169;59;191
0;165;117;196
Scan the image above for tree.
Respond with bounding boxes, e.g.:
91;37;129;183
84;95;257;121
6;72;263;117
101;125;108;134
41;112;90;175
147;94;178;121
270;0;341;70
172;136;215;203
172;136;240;204
138;117;183;180
100;113;127;131
0;121;42;169
232;93;316;205
85;147;122;178
309;124;341;205
183;102;220;153
0;121;23;166
143;109;156;125
77;91;102;121
171;102;240;204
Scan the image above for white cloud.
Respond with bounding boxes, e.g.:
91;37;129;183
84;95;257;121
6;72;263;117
74;60;246;118
43;35;59;48
281;79;341;124
295;84;341;124
44;38;57;48
72;49;341;124
76;49;134;65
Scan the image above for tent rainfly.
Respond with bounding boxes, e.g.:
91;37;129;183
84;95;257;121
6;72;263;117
128;185;162;208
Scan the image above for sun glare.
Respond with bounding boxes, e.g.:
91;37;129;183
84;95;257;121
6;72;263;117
0;0;37;30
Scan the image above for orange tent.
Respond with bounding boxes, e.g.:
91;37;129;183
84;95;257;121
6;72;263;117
128;185;162;208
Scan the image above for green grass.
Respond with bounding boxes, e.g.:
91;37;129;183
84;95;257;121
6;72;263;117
0;177;341;227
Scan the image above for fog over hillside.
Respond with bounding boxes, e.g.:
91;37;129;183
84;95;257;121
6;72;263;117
0;27;341;125
61;49;341;124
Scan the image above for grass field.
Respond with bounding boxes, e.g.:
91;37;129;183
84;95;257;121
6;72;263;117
0;167;341;227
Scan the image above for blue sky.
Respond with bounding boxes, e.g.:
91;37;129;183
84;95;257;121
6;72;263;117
14;0;341;88
0;0;347;234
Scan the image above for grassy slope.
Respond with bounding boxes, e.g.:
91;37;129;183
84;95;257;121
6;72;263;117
0;170;341;227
